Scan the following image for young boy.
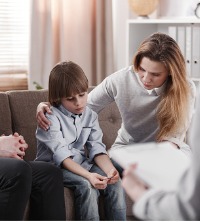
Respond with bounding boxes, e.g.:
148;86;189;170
35;61;126;220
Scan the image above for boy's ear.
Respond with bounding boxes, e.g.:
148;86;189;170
53;98;61;107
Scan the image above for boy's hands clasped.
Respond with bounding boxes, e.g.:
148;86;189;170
88;173;108;189
106;168;119;184
88;168;119;190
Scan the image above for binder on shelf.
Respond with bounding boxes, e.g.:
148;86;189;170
185;26;192;77
192;26;200;78
177;26;185;58
168;26;177;41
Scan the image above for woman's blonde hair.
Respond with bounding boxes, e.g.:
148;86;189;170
133;32;190;141
48;61;88;107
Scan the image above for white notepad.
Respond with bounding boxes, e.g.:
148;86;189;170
110;142;191;191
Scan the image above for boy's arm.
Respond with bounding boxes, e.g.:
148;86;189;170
36;113;74;166
94;154;119;184
62;157;91;178
94;154;114;175
86;114;107;161
85;112;119;183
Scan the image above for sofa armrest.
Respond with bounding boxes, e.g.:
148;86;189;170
7;89;48;161
0;92;12;135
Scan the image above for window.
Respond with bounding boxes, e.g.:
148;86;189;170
0;0;30;91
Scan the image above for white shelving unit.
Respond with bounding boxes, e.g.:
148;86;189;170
126;18;200;84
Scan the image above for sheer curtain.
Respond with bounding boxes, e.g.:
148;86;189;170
29;0;114;89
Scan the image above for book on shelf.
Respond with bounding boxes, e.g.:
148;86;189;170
186;26;192;77
192;26;200;78
168;25;200;79
110;141;190;191
177;26;185;57
168;26;177;41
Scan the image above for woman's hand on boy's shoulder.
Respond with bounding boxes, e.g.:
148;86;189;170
36;102;52;130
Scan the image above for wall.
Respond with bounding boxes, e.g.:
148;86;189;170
112;0;199;71
112;0;129;71
159;0;198;17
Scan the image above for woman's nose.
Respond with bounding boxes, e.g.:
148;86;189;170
143;73;151;83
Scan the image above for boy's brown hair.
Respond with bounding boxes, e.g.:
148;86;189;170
48;61;88;107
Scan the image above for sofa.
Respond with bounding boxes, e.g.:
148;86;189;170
0;87;137;220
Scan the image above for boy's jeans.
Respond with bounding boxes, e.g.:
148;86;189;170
62;164;126;221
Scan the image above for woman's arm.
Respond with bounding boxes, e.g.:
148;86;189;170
88;77;115;113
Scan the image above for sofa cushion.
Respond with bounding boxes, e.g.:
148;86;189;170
98;102;121;150
88;86;122;150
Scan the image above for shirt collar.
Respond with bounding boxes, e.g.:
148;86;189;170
153;81;167;95
57;105;82;118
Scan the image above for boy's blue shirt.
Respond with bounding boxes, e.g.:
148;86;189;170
35;104;107;169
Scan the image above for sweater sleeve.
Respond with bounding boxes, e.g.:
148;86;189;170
87;76;115;113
